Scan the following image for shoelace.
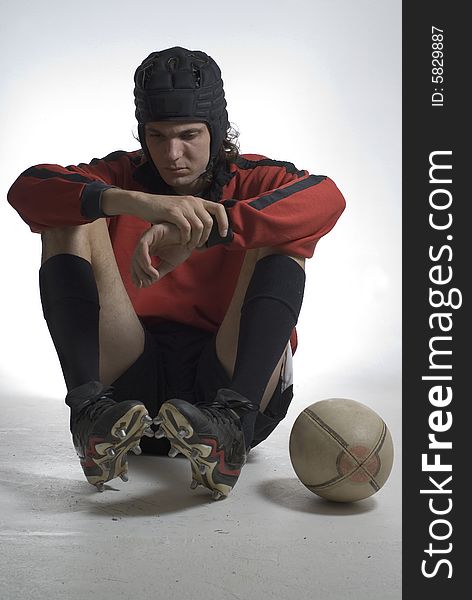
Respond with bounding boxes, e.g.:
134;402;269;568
195;395;258;426
75;388;116;425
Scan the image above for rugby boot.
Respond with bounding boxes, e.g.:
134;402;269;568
155;389;257;500
66;381;153;491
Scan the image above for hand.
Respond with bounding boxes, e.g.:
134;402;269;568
102;188;228;248
131;223;193;288
137;193;228;249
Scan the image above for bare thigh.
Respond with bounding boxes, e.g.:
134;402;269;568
41;219;145;384
216;247;305;412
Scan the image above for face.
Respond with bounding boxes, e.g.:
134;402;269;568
144;121;211;195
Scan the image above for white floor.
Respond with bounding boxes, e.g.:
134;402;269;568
0;368;401;600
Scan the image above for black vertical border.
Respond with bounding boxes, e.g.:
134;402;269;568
403;2;468;597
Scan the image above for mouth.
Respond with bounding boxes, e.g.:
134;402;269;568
165;167;188;172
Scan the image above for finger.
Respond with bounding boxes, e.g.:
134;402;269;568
155;260;175;279
133;260;154;287
146;264;160;281
139;266;159;286
178;222;192;245
138;234;154;268
166;209;192;244
131;246;152;286
139;249;160;281
131;268;144;289
204;201;229;237
187;214;205;249
131;268;141;288
194;207;214;246
135;236;160;283
130;256;142;288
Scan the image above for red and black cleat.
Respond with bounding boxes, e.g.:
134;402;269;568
66;381;152;491
155;389;256;500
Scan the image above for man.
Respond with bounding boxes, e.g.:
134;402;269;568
8;47;345;500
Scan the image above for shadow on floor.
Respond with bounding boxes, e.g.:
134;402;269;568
0;454;221;521
256;477;377;515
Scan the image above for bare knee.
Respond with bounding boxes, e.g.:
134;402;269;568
256;246;305;270
216;246;305;379
41;220;108;264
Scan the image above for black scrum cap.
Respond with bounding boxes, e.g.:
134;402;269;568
134;47;229;168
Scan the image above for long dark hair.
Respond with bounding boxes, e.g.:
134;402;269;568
221;123;240;163
201;123;240;185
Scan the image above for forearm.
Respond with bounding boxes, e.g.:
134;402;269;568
8;168;100;233
101;188;230;249
101;187;144;218
221;176;346;258
7;153;134;232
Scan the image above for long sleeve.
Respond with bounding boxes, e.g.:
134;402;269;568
7;150;141;233
208;155;346;258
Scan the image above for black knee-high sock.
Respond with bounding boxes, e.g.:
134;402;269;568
230;254;306;447
39;254;100;392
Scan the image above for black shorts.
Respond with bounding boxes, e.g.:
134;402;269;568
111;321;294;454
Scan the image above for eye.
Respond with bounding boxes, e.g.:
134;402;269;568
147;133;164;142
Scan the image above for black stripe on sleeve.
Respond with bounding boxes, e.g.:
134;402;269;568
236;157;306;177
80;181;116;219
20;166;115;220
21;166;96;185
248;174;326;211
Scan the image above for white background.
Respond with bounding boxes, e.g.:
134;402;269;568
0;0;401;437
0;2;402;597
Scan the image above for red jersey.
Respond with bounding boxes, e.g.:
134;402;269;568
8;150;346;351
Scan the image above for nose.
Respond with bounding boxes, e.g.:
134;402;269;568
166;138;184;161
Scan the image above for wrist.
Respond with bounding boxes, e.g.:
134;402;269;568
101;188;140;217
